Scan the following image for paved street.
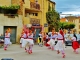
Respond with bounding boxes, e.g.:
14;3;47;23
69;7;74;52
0;44;80;60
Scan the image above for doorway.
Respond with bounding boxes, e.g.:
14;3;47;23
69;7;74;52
4;26;17;44
34;28;41;42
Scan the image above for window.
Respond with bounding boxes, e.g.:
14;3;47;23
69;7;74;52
33;13;35;16
35;13;38;16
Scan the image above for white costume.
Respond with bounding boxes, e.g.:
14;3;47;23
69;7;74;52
20;33;27;44
4;33;11;45
55;33;64;51
22;33;34;47
47;34;57;46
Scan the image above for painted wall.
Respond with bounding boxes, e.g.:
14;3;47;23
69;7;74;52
0;14;23;43
23;0;55;33
0;0;11;6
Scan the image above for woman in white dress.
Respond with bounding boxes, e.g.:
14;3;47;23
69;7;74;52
4;30;11;50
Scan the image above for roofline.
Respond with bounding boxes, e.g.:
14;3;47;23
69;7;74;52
48;0;56;5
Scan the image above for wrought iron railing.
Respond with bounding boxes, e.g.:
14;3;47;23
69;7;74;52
30;2;40;10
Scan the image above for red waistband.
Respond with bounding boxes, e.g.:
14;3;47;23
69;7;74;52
5;37;10;38
52;38;55;39
28;38;33;39
58;39;63;40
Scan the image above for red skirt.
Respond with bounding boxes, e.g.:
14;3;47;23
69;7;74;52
72;41;79;50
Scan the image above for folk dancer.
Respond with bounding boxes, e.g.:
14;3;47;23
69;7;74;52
4;30;11;50
59;29;65;48
47;32;57;51
20;31;27;48
55;32;65;58
71;34;79;54
22;30;34;54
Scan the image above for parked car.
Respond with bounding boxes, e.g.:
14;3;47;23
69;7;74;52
65;34;80;46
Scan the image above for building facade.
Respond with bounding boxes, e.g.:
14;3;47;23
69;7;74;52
0;0;55;43
23;0;55;41
0;0;23;44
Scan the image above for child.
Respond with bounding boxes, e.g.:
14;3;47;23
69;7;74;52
38;36;43;47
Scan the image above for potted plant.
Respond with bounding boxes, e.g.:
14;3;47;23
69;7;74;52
8;5;20;14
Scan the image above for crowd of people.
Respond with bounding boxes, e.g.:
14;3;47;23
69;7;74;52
2;27;80;58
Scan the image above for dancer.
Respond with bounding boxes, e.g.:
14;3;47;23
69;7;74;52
4;30;11;50
71;34;79;54
20;30;27;48
22;30;34;54
47;29;57;51
55;31;65;58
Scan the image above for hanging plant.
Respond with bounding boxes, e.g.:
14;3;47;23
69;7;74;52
0;5;20;14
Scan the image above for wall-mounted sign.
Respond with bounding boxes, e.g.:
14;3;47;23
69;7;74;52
44;23;48;27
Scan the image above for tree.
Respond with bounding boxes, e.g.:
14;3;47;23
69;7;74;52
60;22;75;29
46;9;60;31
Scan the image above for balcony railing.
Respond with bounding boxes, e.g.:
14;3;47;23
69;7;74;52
30;2;40;10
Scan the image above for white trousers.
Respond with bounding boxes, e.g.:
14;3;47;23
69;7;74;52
55;40;65;51
47;39;55;46
22;39;34;47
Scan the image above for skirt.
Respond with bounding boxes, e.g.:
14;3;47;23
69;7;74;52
4;38;10;45
72;41;79;50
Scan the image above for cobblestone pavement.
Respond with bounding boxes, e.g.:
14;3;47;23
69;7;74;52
0;44;80;60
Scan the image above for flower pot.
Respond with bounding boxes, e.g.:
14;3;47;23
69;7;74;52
9;9;18;14
0;8;4;13
3;9;10;14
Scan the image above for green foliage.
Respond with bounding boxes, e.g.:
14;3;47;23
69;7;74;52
60;22;75;29
0;5;20;14
46;8;60;31
0;5;20;9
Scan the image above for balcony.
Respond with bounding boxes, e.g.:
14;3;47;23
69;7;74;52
30;2;40;10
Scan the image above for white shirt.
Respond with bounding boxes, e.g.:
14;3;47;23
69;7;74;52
71;37;76;41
